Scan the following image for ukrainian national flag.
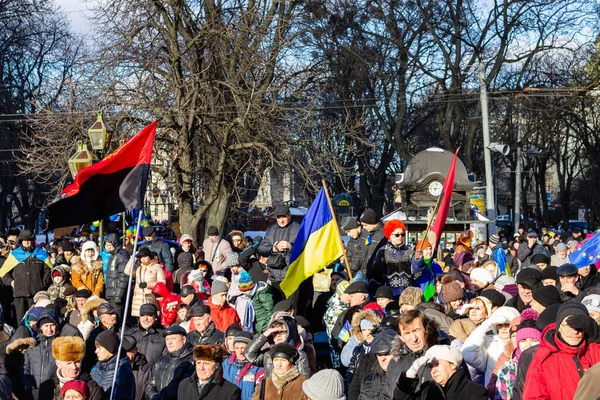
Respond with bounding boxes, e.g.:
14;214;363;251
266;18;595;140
0;247;53;277
280;187;344;298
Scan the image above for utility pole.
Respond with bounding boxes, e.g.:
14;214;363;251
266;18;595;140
514;98;523;235
479;61;496;235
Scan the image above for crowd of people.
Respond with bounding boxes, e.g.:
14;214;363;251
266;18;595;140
0;204;599;400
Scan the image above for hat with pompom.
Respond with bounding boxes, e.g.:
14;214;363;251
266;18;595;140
237;271;255;292
516;308;541;347
441;275;464;303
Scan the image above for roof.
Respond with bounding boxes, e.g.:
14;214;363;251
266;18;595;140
397;147;474;190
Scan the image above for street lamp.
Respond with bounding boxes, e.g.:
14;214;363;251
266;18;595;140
87;111;113;151
68;141;97;178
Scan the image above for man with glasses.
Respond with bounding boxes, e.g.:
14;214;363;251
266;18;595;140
370;220;415;297
356;208;387;280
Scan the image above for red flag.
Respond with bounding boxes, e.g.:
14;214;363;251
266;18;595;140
46;121;157;229
430;150;459;243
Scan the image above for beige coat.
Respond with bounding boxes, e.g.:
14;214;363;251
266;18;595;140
126;261;166;316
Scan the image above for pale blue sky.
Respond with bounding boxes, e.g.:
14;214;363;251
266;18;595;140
54;0;96;33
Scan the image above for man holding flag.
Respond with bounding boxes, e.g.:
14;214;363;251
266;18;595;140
0;229;52;321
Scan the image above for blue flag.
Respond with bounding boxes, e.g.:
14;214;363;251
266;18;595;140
569;232;600;268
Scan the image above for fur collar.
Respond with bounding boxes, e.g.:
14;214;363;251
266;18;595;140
6;337;36;354
72;258;103;274
80;298;108;321
351;309;381;344
271;365;300;391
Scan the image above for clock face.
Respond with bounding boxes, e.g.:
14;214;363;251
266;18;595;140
428;181;443;196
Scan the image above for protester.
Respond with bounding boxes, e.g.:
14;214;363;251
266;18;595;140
222;331;264;400
356;329;395;400
143;226;174;272
186;305;225;346
302;369;346;400
252;342;307;400
126;247;166;317
233;271;274;334
203;226;234;275
48;265;76;302
23;308;60;395
341;217;363;277
125;304;165;365
207;279;241;331
71;242;104;298
90;330;135;400
151;281;181;328
121;336;151;400
103;234;130;314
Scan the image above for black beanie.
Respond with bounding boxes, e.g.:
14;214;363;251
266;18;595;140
96;330;120;355
480;289;506;309
532;285;563;308
555;300;589;327
537;303;561;331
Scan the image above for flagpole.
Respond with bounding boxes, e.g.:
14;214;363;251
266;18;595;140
418;148;460;252
321;180;353;281
110;209;143;400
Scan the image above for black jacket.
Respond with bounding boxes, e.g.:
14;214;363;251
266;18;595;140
90;354;135;400
83;325;120;374
38;372;103;400
238;246;269;283
346;236;363;275
146;239;173;272
357;223;387;276
349;352;377;400
23;334;57;392
257;221;300;282
104;249;130;301
358;362;392;400
505;294;531;313
402;368;487;400
2;248;51;298
177;366;241;400
126;323;165;365
130;352;152;400
144;342;195;400
512;344;538;400
186;322;224;346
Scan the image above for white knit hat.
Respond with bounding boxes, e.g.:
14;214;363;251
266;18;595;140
470;267;494;286
302;369;346;400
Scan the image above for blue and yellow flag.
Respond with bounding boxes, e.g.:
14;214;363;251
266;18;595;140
280;187;344;298
0;247;53;277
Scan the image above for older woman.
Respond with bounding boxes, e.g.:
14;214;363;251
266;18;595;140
252;343;308;400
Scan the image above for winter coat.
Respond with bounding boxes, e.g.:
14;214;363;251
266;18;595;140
257;222;301;282
38;372;103;400
71;257;104;297
238;246;269;284
578;265;600;291
126;323;165;366
370;243;415;297
411;258;443;297
523;323;600;400
222;353;264;400
151;282;181;328
145;238;174;272
512;344;537;400
357;223;387;277
550;253;570;267
2;247;52;298
251;367;307;400
187;321;225;346
126;261;165;317
23;334;57;392
243;331;311;378
90;354;135;400
348;352;377;400
207;296;241;332
231;282;274;334
144;342;195;400
130;352;152;400
412;367;488;400
178;366;242;400
203;237;234;275
504;295;530;313
574;361;600;400
516;243;539;269
104;248;130;302
345;343;370;391
358;363;392;400
47;265;75;301
346;236;363;275
323;293;348;337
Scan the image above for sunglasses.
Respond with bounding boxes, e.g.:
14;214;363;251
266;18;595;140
392;233;405;237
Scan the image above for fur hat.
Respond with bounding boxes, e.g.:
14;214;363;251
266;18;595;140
194;344;224;363
52;336;85;362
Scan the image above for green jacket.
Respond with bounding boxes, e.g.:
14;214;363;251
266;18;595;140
252;282;274;334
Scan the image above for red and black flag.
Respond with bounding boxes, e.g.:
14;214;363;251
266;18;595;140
46;121;157;229
430;149;459;244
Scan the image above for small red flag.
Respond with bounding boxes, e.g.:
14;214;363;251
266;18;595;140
430;150;459;244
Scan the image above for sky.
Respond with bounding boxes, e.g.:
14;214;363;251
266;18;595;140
54;0;97;34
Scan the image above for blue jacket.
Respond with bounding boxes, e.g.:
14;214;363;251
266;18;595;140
412;257;443;296
222;354;264;400
90;354;135;400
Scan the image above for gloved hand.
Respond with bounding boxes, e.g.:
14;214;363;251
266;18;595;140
456;303;476;316
406;355;430;379
487;313;508;326
139;282;148;289
565;315;598;339
113;298;122;306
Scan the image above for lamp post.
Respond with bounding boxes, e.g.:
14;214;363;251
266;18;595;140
68;142;97;178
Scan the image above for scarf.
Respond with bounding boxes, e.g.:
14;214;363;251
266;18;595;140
57;369;75;387
271;365;300;392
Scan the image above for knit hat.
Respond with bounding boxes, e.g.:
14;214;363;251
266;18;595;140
237;271;255;292
180;234;194;244
453;251;474;267
52;270;62;278
122;335;137;352
211;280;229;295
302;369;346;400
470;268;494;286
95;330;120;354
582;294;600;314
448;269;465;283
494;275;516;291
52;336;85;362
225;322;242;337
335;280;350;297
490;306;521;325
516;309;541;345
449;319;476;343
555;300;589;327
531;253;550;266
233;331;253;345
399;287;422;306
360;208;378;225
207;226;219;236
489;234;500;246
567;240;578;249
375;286;394;300
532;285;563;308
425;345;463;366
541;266;558;281
502;284;518;297
360;319;374;330
555;243;567;252
480;289;506;308
61;380;89;400
226;252;240;268
341;217;359;231
441;276;464;303
415;239;432;250
537;303;561;331
269;342;299;363
33;291;50;304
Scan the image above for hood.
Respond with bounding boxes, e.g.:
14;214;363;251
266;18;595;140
152;281;170;297
53;265;71;281
351;310;382;344
105;233;120;247
268;314;301;348
81;297;108;322
81;241;99;263
538;322;589;358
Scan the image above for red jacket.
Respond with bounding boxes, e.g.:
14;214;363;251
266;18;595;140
523;323;600;400
207;296;241;332
151;281;181;328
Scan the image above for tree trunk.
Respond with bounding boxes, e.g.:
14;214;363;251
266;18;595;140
203;186;231;240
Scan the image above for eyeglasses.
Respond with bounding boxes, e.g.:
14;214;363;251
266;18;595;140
392;233;405;237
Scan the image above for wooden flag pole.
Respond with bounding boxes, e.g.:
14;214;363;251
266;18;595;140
322;180;353;281
418;148;460;251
